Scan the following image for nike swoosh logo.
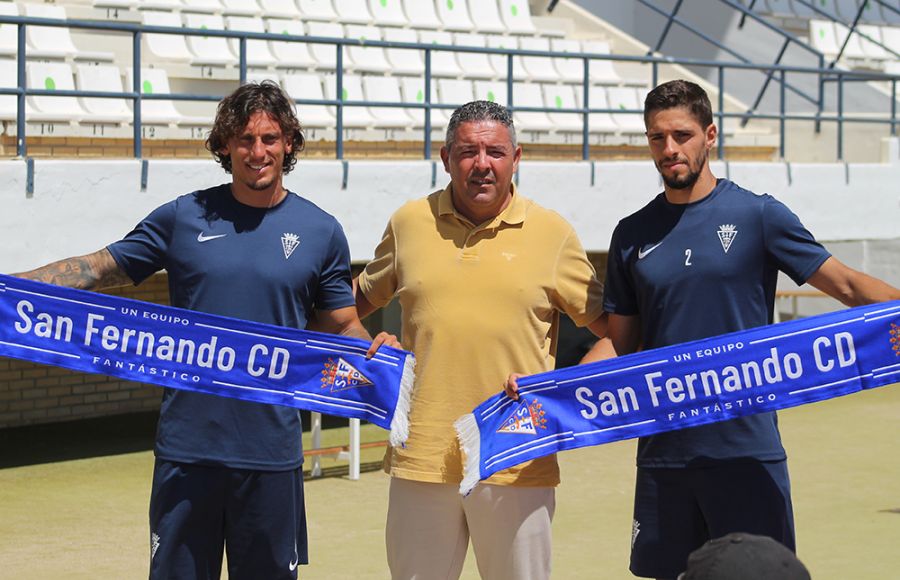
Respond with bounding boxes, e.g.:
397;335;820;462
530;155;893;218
637;242;662;260
197;232;227;243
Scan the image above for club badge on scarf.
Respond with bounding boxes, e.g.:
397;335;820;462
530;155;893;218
0;274;415;446
456;301;900;495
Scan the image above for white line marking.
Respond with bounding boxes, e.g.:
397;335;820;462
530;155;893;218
862;303;900;318
484;431;575;464
484;435;576;469
292;395;387;420
296;390;387;414
863;311;900;323
212;380;290;397
557;359;669;385
573;419;657;437
194;323;307;345
873;369;900;380
0;341;81;359
750;317;864;344
518;385;561;396
304;344;398;366
871;361;900;374
788;374;870;395
8;287;116;310
482;397;518;420
308;338;401;362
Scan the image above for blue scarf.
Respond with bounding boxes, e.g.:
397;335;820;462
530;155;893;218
456;301;900;494
0;274;415;446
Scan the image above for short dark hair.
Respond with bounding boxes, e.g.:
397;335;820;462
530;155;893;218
206;80;306;174
643;79;714;128
445;100;517;149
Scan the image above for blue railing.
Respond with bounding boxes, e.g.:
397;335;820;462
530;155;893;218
0;13;898;162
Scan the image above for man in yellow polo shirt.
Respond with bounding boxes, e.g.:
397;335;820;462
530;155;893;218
354;101;607;580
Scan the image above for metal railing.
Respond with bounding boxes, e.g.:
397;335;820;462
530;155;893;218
1;12;898;162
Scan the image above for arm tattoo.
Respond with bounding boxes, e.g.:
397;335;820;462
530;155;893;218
14;249;133;291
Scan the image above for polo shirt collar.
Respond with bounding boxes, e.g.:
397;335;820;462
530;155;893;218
438;183;527;227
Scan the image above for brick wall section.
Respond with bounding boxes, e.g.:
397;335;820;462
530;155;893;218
0;273;171;429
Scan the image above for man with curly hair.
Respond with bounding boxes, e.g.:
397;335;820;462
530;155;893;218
15;80;396;579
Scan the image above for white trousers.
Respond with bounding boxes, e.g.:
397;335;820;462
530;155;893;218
385;478;555;580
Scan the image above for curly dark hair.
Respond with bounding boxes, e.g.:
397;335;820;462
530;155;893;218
206;80;306;175
643;79;714;129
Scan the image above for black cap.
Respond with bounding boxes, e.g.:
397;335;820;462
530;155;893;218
682;533;811;580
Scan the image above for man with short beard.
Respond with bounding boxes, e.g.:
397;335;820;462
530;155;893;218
594;79;900;580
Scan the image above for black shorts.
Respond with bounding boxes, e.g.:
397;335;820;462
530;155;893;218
629;460;795;579
149;459;308;580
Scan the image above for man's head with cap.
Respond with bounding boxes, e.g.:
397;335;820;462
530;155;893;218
680;533;811;580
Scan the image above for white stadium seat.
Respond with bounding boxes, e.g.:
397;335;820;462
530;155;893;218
333;0;373;24
583;40;623;86
307;21;345;71
606;86;646;134
543;83;584;133
24;4;114;62
181;0;221;14
259;0;301;19
127;68;209;126
324;73;374;128
519;36;561;82
856;24;888;60
368;0;408;27
221;0;261;16
511;82;554;132
0;3;18;58
486;35;528;80
880;2;900;25
226;16;278;67
834;23;867;60
437;78;475;111
472;80;508;105
344;25;392;73
0;59;19;121
282;72;335;128
810;20;841;60
183;13;238;66
576;85;618;135
499;0;537;35
138;0;183;10
786;0;815;19
403;0;441;29
297;0;339;21
75;64;132;124
469;0;507;34
454;34;498;80
26;62;85;123
418;30;464;78
882;26;900;55
362;75;415;128
265;19;317;69
835;0;862;21
142;11;194;63
552;38;588;84
399;76;447;128
383;28;425;76
437;0;474;31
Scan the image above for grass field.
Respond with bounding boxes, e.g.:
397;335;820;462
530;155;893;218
0;386;898;579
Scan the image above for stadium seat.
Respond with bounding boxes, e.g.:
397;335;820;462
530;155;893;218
856;24;888;60
226;16;279;67
606;86;646;134
575;85;618;135
398;76;447;128
344;25;392;73
764;0;794;17
811;0;841;20
0;3;17;58
519;36;562;82
383;28;425;76
810;20;841;60
499;0;538;35
469;0;507;34
418;30;464;78
486;35;528;80
333;0;374;24
437;78;475;113
307;21;345;71
835;0;863;21
472;80;508;108
879;2;900;25
297;0;339;22
583;40;623;86
403;0;441;29
834;23;867;60
24;4;114;62
0;59;18;122
127;67;208;126
266;19;317;69
787;0;816;19
552;38;586;84
543;83;584;133
324;73;375;128
26;62;86;123
511;82;554;133
361;75;416;128
221;0;262;16
94;0;141;11
75;64;132;124
454;34;498;80
281;72;335;128
181;0;221;14
259;0;302;19
142;11;194;63
137;0;183;10
368;0;408;27
183;13;238;66
882;25;900;55
437;0;475;31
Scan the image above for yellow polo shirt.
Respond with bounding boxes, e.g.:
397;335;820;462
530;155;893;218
359;184;603;486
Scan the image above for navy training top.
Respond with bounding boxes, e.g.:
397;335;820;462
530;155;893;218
108;184;355;470
603;179;831;467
